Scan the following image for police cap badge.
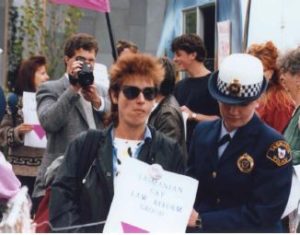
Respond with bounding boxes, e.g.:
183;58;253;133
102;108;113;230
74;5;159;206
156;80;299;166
208;54;268;105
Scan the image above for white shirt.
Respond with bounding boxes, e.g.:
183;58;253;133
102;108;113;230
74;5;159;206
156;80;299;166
79;94;96;129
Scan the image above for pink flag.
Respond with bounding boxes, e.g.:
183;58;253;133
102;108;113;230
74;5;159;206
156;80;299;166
51;0;110;13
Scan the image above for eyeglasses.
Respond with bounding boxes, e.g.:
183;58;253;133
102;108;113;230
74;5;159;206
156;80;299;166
121;85;157;101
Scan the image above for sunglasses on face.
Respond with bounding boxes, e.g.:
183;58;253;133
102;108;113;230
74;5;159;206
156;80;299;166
121;85;157;101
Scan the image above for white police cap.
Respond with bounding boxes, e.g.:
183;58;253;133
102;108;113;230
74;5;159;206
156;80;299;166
208;53;267;105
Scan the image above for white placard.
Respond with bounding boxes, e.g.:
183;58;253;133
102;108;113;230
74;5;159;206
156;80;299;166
282;165;300;218
104;157;198;233
22;92;46;148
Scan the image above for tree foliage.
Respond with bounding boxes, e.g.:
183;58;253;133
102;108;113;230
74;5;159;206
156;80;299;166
44;2;84;78
7;6;24;91
7;0;84;91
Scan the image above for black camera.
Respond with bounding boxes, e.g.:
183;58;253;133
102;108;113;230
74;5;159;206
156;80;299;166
76;56;94;87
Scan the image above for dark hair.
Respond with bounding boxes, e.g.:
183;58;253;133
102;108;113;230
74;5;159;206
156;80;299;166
158;57;176;96
64;33;99;58
109;53;164;126
171;34;207;62
116;40;138;55
15;55;47;95
277;47;300;75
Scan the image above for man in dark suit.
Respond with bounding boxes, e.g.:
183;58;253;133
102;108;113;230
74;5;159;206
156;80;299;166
32;33;110;208
186;54;293;232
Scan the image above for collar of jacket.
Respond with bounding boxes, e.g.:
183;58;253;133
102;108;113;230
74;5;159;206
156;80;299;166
93;124;157;196
206;114;262;168
218;114;262;163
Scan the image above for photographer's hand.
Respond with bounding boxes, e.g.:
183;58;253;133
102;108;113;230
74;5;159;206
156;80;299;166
82;84;102;109
68;59;82;92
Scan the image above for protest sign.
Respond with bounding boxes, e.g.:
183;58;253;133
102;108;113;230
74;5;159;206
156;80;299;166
104;157;198;233
22;92;46;148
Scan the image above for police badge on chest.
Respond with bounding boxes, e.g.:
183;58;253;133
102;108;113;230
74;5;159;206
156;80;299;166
237;153;254;173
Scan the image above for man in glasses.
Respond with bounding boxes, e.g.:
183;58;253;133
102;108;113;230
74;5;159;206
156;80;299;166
186;54;293;232
49;53;186;232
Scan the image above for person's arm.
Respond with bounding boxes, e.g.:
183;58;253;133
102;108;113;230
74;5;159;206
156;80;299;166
181;105;219;122
0;105;32;147
36;81;81;132
82;83;110;114
0;111;17;147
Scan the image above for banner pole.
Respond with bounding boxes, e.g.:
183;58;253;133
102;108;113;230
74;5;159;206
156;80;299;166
105;12;117;61
242;0;252;52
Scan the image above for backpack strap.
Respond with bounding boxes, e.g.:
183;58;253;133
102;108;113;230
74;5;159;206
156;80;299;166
79;129;103;179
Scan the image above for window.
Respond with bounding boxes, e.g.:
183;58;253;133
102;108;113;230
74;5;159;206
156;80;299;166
183;8;197;34
182;5;216;71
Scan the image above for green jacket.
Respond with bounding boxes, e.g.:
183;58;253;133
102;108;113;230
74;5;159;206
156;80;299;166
284;106;300;165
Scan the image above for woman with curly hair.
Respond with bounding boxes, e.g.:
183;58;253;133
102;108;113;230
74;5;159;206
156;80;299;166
247;41;294;133
279;47;300;165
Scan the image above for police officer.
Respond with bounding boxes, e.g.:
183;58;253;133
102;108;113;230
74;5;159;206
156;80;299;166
186;54;293;232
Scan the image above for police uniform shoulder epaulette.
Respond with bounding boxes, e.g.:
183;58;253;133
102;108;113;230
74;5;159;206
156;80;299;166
266;140;292;167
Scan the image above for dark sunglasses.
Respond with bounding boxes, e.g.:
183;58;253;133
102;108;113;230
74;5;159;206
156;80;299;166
121;85;157;101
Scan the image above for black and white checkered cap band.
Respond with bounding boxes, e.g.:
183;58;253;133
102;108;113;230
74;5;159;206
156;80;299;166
217;78;262;98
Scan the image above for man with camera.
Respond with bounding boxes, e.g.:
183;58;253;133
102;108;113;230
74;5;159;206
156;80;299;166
32;33;110;210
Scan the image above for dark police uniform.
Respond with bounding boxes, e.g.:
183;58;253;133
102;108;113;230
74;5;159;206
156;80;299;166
186;114;293;232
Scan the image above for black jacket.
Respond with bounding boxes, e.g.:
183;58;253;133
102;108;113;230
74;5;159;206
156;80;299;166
148;95;187;160
49;125;185;232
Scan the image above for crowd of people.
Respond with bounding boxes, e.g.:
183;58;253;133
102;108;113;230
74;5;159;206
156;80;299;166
0;32;300;232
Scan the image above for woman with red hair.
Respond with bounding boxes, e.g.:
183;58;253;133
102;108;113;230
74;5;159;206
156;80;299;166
247;41;294;133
